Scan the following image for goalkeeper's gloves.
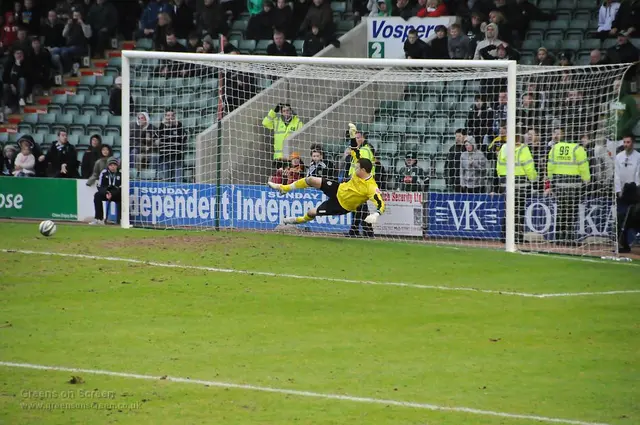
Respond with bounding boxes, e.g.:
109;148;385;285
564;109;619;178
364;212;380;224
348;122;358;139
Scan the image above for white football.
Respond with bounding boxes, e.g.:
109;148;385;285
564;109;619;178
39;220;57;237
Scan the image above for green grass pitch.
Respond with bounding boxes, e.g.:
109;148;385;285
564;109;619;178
0;222;638;425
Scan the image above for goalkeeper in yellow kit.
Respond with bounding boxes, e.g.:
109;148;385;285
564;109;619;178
267;157;386;225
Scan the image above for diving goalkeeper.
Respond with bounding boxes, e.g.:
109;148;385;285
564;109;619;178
267;158;385;225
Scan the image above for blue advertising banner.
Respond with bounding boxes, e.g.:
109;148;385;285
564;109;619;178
129;182;351;232
523;197;615;241
427;193;504;239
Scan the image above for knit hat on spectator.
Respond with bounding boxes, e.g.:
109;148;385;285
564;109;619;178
619;30;631;38
107;157;119;166
406;152;417;160
290;152;301;160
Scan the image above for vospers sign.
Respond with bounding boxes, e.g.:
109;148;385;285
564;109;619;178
366;17;456;58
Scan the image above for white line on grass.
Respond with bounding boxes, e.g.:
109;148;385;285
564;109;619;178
0;361;612;425
2;249;640;299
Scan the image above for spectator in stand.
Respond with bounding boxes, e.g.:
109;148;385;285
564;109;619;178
90;157;122;225
589;49;609;65
247;0;275;40
87;0;118;58
158;31;187;76
562;90;597;142
216;34;239;53
464;11;485;56
488;91;508;143
274;0;294;39
488;10;513;46
478;42;519;61
272;152;305;184
15;134;45;176
263;103;304;170
466;94;493;142
473;23;504;60
607;31;639;80
299;0;334;42
417;0;448;17
445;129;467;193
1;144;17;176
170;0;194;39
1;12;19;56
557;51;572;66
535;46;554;65
525;128;546;188
138;0;172;39
2;49;31;112
19;0;40;36
396;152;429;192
369;0;392;16
352;0;370;22
201;34;216;53
153;12;173;51
45;130;78;178
158;110;186;182
109;76;133;116
448;23;471;59
611;0;640;38
267;29;297;56
429;25;449;59
302;24;327;56
55;0;76;21
517;93;542;136
306;144;333;179
293;0;311;31
611;79;640;146
459;137;487;194
42;11;65;51
81;134;103;179
486;121;506;169
404;28;430;59
393;0;413;20
507;0;555;44
51;10;92;74
86;143;113;186
130;112;158;170
546;127;564;149
196;0;228;39
597;0;621;41
11;26;30;54
29;38;53;93
185;32;201;52
12;138;36;177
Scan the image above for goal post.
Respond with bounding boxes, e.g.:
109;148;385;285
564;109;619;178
119;50;632;257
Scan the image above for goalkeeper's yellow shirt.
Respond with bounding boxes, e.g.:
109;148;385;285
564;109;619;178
337;174;386;214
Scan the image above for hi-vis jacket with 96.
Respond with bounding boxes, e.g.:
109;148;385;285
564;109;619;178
496;143;538;186
547;141;590;187
262;109;304;160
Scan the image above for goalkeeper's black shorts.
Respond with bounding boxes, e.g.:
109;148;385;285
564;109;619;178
317;178;349;216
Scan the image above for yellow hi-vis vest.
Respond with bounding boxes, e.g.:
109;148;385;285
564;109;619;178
496;144;538;185
348;143;375;177
546;142;590;187
262;109;304;160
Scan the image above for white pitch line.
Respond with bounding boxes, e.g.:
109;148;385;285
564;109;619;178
2;249;640;299
0;361;612;425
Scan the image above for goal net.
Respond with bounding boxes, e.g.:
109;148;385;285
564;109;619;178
121;52;632;258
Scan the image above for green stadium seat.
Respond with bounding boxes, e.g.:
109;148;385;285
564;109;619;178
441;95;459;111
80;75;97;87
238;39;256;53
415;99;436;117
67;134;80;146
403;135;421;152
17;123;33;134
576;0;593;9
136;38;153;50
230;20;248;37
371;120;388;134
541;39;560;51
556;11;571;21
520;52;535;65
466;80;481;93
603;38;617;49
460;94;476;109
560;39;581;52
255;39;271;54
446;81;465;95
418;137;439;156
569;20;589;31
389;117;408;134
0;133;9;144
427;116;448;136
63;94;86;114
430;178;446;192
21;113;38;124
336;20;353;33
522;39;542;51
407;117;428;134
114;135;122;147
424;82;445;95
573;10;591;20
580;40;601;51
396;101;415;116
88;115;109;133
31;133;44;145
576;52;591;65
378;100;398;116
548;20;569;31
526;30;544;41
377;141;398;158
537;0;556;10
97;75;115;87
545;30;564;42
331;2;346;13
557;0;577;10
451;115;466;131
69;115;91;136
99;135;115;147
405;82;423;95
293;39;304;54
34;113;57;133
139;169;157;180
529;21;549;31
367;135;384;150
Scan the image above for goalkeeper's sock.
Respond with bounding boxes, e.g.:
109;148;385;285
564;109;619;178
282;178;309;193
294;213;313;224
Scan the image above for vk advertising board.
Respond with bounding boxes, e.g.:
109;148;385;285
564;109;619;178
130;182;351;232
427;193;504;239
0;176;78;220
366;16;457;59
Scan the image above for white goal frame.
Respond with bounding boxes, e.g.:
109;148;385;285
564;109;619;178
120;51;519;252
